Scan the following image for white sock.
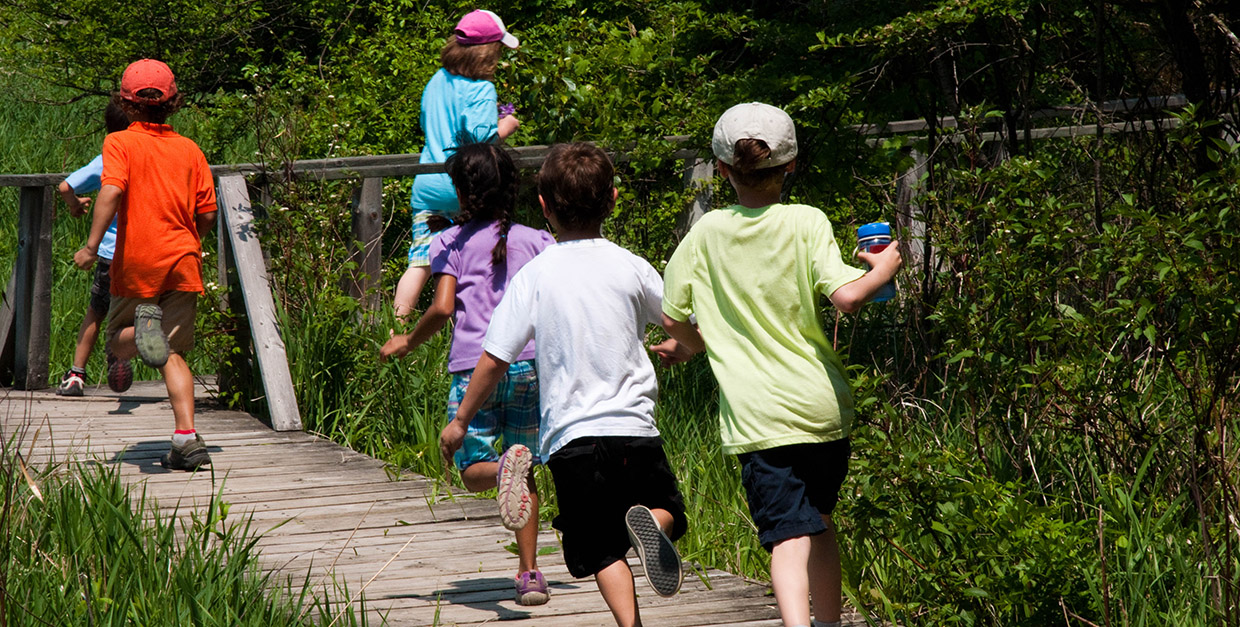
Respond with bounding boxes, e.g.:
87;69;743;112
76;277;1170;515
813;621;842;627
171;431;196;446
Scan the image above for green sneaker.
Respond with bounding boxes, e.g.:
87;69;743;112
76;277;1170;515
161;434;212;471
133;304;170;368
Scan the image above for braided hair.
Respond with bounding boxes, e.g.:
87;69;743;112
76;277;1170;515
444;142;519;267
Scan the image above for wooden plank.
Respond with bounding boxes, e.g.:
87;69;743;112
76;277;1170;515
216;175;302;431
676;154;713;239
13;185;54;390
346;178;383;311
0;267;17;385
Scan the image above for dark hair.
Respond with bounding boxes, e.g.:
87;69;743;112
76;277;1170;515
445;143;520;267
104;101;129;133
536;143;615;231
441;38;503;80
112;90;184;124
728;138;786;188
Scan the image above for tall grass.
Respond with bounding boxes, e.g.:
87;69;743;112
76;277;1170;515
0;443;364;626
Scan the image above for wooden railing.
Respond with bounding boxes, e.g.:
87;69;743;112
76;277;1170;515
0;144;711;432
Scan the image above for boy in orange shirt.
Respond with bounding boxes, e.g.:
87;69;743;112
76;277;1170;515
74;59;218;471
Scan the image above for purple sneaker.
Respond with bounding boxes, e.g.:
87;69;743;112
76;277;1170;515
515;570;549;606
496;444;533;531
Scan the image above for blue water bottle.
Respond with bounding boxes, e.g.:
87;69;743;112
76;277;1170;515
856;222;897;303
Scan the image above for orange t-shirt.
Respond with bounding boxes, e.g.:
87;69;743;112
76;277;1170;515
102;121;217;298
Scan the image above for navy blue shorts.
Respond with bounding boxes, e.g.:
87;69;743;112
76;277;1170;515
737;438;850;551
547;436;688;578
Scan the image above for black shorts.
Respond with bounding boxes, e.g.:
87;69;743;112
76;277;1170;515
738;438;850;552
547;436;688;578
89;261;112;317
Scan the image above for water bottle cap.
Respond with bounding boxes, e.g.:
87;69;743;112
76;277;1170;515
857;222;891;238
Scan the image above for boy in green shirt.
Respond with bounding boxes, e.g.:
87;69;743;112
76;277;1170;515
661;102;902;627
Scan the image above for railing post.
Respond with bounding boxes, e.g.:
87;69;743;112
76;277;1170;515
347;177;383;312
10;186;54;390
895;148;931;270
217;175;302;431
676;154;713;239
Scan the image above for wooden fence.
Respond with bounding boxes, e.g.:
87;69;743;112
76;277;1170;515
0;144;707;432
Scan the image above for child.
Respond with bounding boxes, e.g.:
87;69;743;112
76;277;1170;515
394;8;522;320
440;143;692;627
380;143;555;605
661;102;903;627
73;59;218;472
56;101;133;396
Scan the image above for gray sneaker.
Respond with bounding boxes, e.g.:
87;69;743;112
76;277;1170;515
625;505;683;597
133;304;170;368
161;434;212;471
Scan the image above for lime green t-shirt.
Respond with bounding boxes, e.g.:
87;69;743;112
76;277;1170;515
662;203;866;454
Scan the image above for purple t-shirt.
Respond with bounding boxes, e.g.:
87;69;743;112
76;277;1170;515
431;221;556;372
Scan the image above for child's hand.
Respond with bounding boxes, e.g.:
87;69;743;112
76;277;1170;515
855;240;903;275
73;246;97;270
440;421;467;463
68;197;92;217
650;338;694;367
380;334;412;362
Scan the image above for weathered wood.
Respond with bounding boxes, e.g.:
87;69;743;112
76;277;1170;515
895;148;930;270
346;177;383;311
0;268;17;385
13;185;54;390
217;175;302;431
677;154;714;239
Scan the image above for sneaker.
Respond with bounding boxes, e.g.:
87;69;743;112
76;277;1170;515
133;304;170;368
161;434;212;471
106;353;133;393
56;370;85;396
496;444;533;531
514;570;550;606
625;505;683;597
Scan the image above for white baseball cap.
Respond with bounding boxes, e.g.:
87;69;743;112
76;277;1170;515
711;102;797;168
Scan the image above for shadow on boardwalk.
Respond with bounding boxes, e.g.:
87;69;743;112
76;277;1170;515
1;379;869;626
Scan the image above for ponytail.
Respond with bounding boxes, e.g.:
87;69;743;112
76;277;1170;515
729;138;785;188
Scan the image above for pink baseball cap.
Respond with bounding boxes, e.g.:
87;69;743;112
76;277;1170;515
120;59;178;104
454;9;519;48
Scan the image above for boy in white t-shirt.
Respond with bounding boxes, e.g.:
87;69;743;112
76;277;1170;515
440;143;694;627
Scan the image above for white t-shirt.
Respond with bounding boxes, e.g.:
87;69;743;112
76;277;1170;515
483;239;663;458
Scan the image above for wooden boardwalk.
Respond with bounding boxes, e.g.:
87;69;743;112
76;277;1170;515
2;379;867;626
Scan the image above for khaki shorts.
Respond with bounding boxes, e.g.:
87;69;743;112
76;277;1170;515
107;291;198;355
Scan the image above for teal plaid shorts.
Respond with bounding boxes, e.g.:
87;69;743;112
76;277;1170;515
448;359;542;470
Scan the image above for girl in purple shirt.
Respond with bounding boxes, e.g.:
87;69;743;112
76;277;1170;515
380;142;554;606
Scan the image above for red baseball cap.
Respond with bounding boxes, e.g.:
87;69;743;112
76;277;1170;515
120;59;178;104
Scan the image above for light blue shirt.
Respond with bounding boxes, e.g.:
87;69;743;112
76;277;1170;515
409;69;499;215
65;154;119;261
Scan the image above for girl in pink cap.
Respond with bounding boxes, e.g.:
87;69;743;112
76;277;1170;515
394;9;521;322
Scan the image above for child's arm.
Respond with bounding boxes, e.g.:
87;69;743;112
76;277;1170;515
497;115;520;141
57;181;91;217
440;350;511;461
73;184;122;270
656;314;706;366
196;211;217;237
829;241;903;313
380;274;456;361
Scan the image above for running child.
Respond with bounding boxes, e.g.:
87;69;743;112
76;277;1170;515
661;102;903;627
381;142;555;605
440;143;694;627
56;101;133;396
394;9;522;320
73;59;218;472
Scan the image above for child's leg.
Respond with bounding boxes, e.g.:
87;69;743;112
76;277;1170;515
72;306;103;369
460;464;541;575
595;559;642;627
162;352;196;432
771;535;813;627
808;515;842;624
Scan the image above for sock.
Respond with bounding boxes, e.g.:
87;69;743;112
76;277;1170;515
69;366;87;376
172;430;196;446
813;621;842;627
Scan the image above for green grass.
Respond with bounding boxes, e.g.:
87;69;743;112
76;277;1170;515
0;443;365;626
